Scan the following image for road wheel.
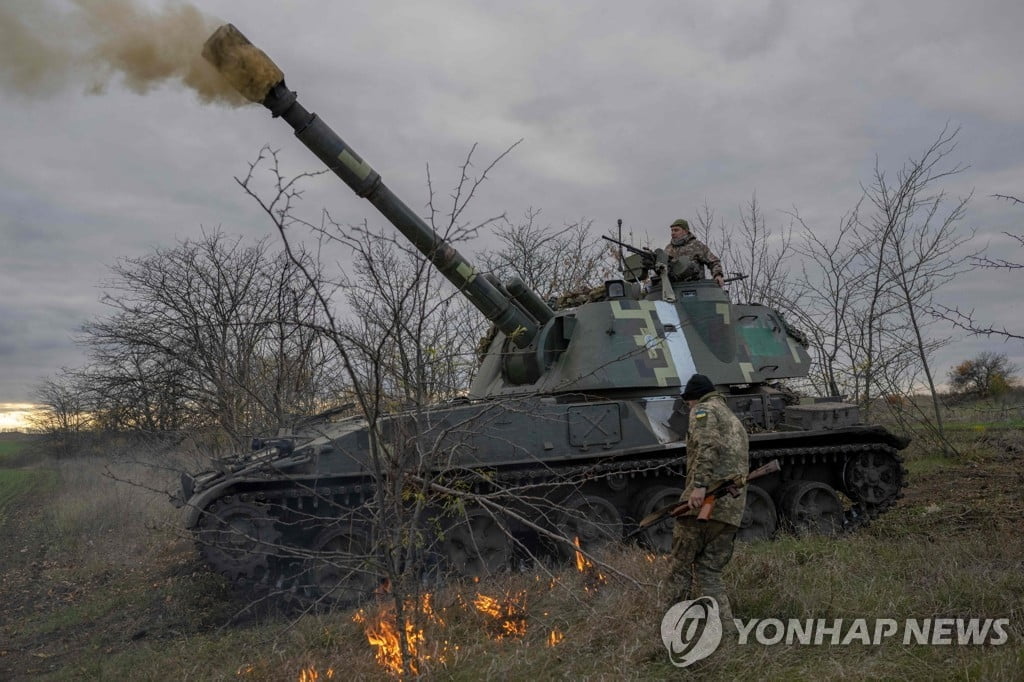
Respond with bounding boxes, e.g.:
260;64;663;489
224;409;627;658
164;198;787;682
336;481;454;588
307;523;380;605
779;481;844;536
553;493;623;558
439;507;513;578
737;484;778;542
634;485;684;553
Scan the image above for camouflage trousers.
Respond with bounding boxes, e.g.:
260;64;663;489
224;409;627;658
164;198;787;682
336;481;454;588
663;517;738;622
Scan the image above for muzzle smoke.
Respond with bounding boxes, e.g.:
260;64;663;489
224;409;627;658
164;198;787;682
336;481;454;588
0;0;246;105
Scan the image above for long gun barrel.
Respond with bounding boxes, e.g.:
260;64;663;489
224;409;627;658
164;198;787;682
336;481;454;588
202;24;542;347
602;234;654;259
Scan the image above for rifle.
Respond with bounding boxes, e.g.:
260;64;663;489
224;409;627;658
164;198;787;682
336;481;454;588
626;459;781;538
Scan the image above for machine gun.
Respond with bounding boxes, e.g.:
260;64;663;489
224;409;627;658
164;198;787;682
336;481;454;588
602;234;658;261
601;234;681;301
602;235;664;276
604;235;750;289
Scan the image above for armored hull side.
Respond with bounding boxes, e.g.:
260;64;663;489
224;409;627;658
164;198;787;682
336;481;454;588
180;392;906;598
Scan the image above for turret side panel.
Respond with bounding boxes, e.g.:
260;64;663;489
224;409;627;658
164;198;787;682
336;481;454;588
543;301;684;393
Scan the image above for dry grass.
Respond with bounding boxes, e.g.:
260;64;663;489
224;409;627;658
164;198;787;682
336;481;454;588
1;427;1022;680
42;457;179;561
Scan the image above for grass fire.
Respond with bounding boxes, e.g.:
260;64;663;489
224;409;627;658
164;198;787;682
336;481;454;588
343;537;613;676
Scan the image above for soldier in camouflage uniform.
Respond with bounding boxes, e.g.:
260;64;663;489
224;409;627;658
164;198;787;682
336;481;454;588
663;373;749;627
664;218;725;287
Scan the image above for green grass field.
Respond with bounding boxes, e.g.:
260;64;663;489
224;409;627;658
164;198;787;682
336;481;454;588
0;469;55;523
0;439;53;522
0;439;29;464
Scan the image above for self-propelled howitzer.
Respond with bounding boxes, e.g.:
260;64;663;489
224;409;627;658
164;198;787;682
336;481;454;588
179;24;908;603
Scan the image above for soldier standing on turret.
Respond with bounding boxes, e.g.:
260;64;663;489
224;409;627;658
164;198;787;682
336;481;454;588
663;373;749;630
664;219;725;287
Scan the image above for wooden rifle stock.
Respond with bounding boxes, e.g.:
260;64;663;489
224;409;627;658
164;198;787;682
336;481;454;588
697;495;716;521
627;459;782;538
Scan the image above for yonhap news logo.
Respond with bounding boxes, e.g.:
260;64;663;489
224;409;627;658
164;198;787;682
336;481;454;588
733;617;1010;646
660;596;723;667
661;598;1011;667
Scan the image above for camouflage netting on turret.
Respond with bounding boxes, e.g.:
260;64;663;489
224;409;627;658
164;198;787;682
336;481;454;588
552;284;608;310
476;325;499;363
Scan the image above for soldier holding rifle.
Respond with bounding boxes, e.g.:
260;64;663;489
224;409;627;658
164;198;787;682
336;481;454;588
663;374;749;627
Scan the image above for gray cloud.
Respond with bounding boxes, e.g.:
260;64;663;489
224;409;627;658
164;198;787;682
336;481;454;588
0;0;1022;403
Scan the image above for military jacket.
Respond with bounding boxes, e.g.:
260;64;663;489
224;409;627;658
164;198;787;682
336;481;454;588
681;391;750;526
664;233;724;280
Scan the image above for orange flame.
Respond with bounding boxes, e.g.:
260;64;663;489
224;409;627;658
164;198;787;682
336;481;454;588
420;592;444;625
573;536;588;572
351;594;452;676
351;561;598;675
298;667;335;681
571;537;607;593
352;606;425;676
472;591;529;640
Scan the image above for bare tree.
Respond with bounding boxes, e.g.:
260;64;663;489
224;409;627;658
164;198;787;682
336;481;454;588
478;208;613;300
933;193;1024;343
854;125;976;451
78;230;342;449
725;193;800;312
750;126;979;460
787;207;867;398
233;144;557;672
330;222;482;409
75;348;191;434
29;375;93;457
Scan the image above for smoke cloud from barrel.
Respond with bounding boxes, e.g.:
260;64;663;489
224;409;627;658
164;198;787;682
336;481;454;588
0;0;245;105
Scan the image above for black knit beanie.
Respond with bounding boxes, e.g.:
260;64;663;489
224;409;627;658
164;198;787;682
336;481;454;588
682;374;715;400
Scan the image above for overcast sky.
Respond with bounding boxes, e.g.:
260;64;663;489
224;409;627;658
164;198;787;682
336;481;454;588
1;0;1022;413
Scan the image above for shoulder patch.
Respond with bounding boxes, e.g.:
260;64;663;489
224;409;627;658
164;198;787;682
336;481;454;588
694;409;708;419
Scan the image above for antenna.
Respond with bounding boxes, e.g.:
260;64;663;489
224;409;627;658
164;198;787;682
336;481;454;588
616;218;624;272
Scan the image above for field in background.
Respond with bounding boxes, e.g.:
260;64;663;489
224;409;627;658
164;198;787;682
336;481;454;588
0;441;56;525
0;409;1022;680
0;439;36;465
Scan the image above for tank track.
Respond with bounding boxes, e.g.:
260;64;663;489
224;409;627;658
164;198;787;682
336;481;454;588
196;439;907;598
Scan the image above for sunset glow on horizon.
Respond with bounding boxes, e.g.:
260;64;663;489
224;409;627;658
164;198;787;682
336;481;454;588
0;403;40;432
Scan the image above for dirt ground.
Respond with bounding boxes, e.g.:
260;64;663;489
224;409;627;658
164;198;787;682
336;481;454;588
0;476;231;680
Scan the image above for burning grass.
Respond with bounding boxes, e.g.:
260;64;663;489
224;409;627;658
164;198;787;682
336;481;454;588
342;541;609;677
